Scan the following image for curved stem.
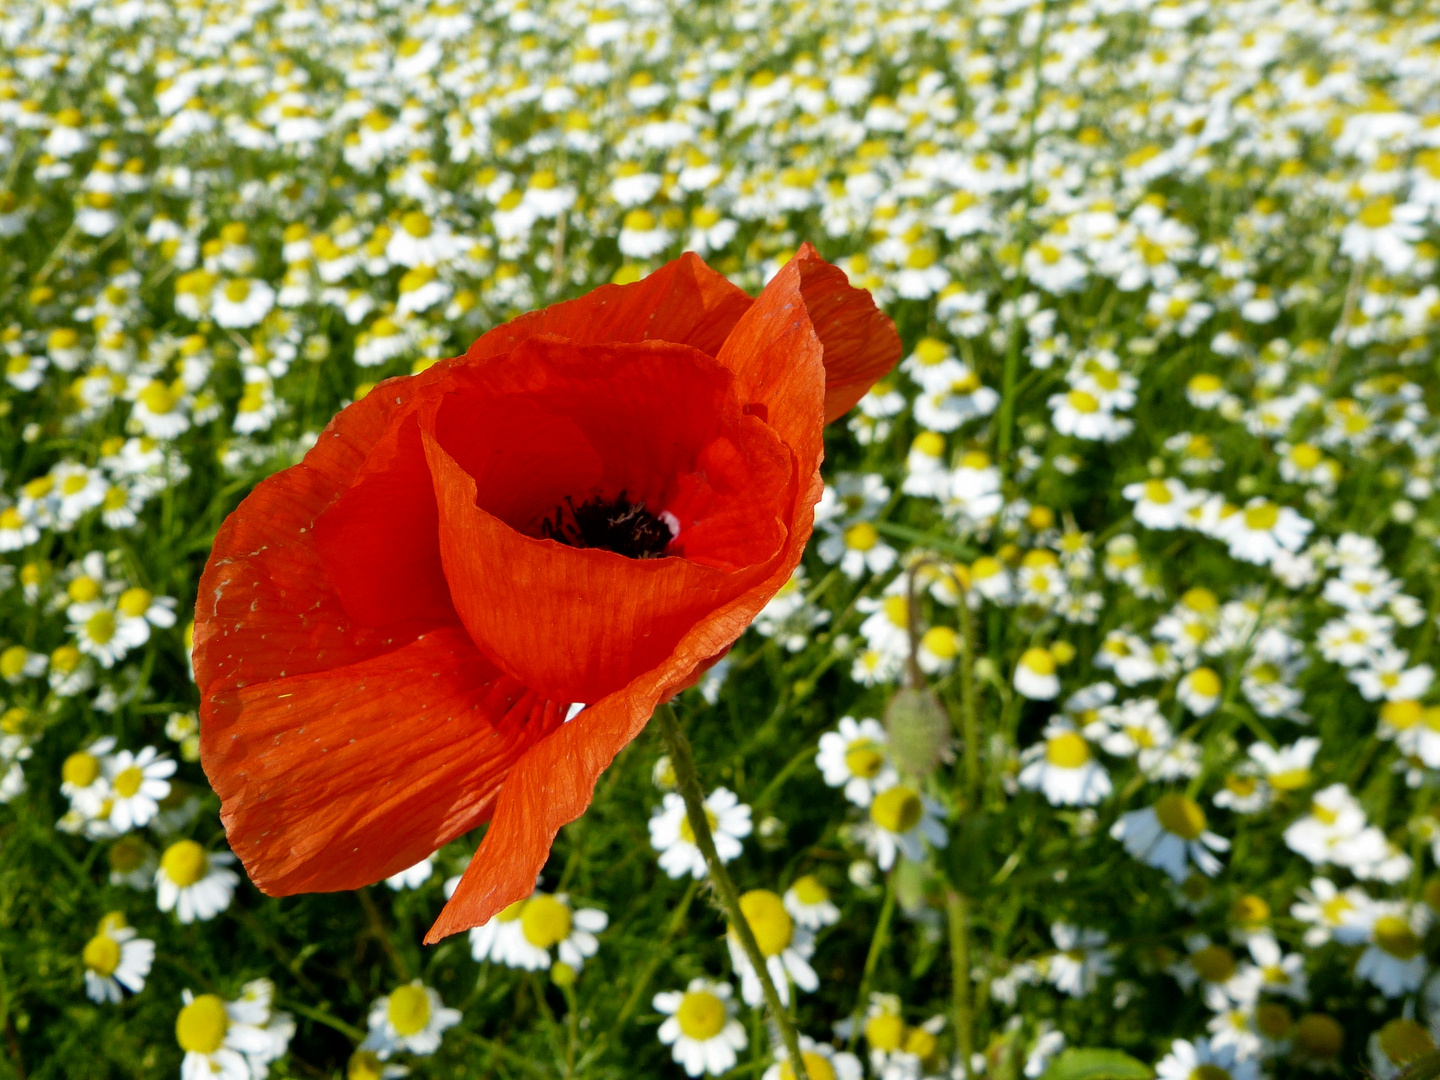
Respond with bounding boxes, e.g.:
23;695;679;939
654;703;810;1080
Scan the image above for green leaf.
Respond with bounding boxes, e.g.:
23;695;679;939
1042;1049;1154;1080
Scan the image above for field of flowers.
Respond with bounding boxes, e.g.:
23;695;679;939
2;0;1440;1077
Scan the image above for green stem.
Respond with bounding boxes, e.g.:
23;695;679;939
611;877;701;1029
947;890;974;1079
958;592;981;809
844;872;897;1053
654;703;810;1080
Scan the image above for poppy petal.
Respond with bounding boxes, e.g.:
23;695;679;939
429;266;839;941
465;251;752;362
203;625;565;894
419;339;792;703
790;243;903;422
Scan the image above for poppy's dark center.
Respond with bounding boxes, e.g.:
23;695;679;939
540;492;675;559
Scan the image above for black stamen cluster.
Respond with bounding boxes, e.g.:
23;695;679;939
540;492;674;559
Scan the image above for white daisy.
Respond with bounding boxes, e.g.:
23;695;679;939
653;979;747;1077
1045;923;1115;997
1013;647;1061;700
82;912;154;1004
176;979;294;1080
861;784;948;871
815;716;898;807
1153;1037;1258;1080
211;279;275;329
104;745;176;831
1124;477;1198;530
1176;666;1223;716
361;981;462;1059
1018;724;1112;806
1110;794;1229;882
783;875;841;930
1354;902;1430;998
762;1036;863;1080
727;888;819;1007
156;840;239;923
649;788;752;879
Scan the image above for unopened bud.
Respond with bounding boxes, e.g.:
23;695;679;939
884;687;951;779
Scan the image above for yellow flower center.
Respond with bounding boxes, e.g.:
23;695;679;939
1374;915;1422;959
677;806;718;845
139;381;177;414
790;875;829;906
176;994;229;1054
63;751;100;787
1378;1018;1435;1065
1045;732;1090;768
844;522;879;551
865;1013;905;1052
676;990;727;1040
520;893;572;949
920;626;958;660
62;475;88;496
1144;479;1172;504
496;898;527;923
904;1027;937;1059
113;765;144;799
1294;1014;1343;1058
401;211;432;237
1066;389;1100;413
737;889;792;957
1154;793;1206;840
844;740;886;779
387;984;432;1037
1188;1066;1232;1080
83;933;122;976
86;610;117;644
1019;647;1056;676
51;645;82;674
1381;700;1422;730
1268;768;1310;792
1289;443;1322;469
0;645;25;679
161;840;208;887
118;587;152;617
1243;503;1279;531
223;280;252;304
870;785;923;835
1357;197;1393;229
1191;944;1237;983
1187;667;1222;697
914;338;948;365
781;1052;836;1080
0;507;22;531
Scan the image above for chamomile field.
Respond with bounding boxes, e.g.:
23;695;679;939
0;0;1439;1079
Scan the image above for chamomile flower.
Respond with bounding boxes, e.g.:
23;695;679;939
210;278;275;329
815;716;898;807
60;735;116;817
1124;477;1197;530
1219;499;1311;566
103;745;175;831
649;787;751;879
503;891;607;971
653;979;747;1076
361;981;461;1059
1176;666;1223;716
1018;724;1112;806
81;912;154;1004
1045;923;1115;997
727;888;818;1007
156;840;239;923
1154;1037;1257;1080
175;980;294;1080
1013;647;1061;700
762;1036;863;1080
1111;794;1229;882
1354;903;1430;998
860;784;948;871
784;875;841;929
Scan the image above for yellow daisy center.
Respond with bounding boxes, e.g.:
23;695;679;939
790;875;829;906
675;990;727;1040
870;785;923;834
865;1013;905;1052
1373;915;1422;959
781;1052;836;1080
520;893;572;949
176;994;229;1054
161;840;208;887
1154;793;1206;840
387;984;432;1036
63;751;100;788
83;933;121;976
737;889;792;957
112;765;144;799
86;610;117;644
844;739;886;779
1045;732;1090;768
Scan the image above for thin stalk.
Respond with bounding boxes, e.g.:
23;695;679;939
654;703;810;1080
947;890;974;1080
957;588;981;809
843;872;897;1053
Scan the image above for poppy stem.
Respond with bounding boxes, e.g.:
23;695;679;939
653;702;811;1080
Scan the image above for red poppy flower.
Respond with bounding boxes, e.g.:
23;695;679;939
194;244;899;942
